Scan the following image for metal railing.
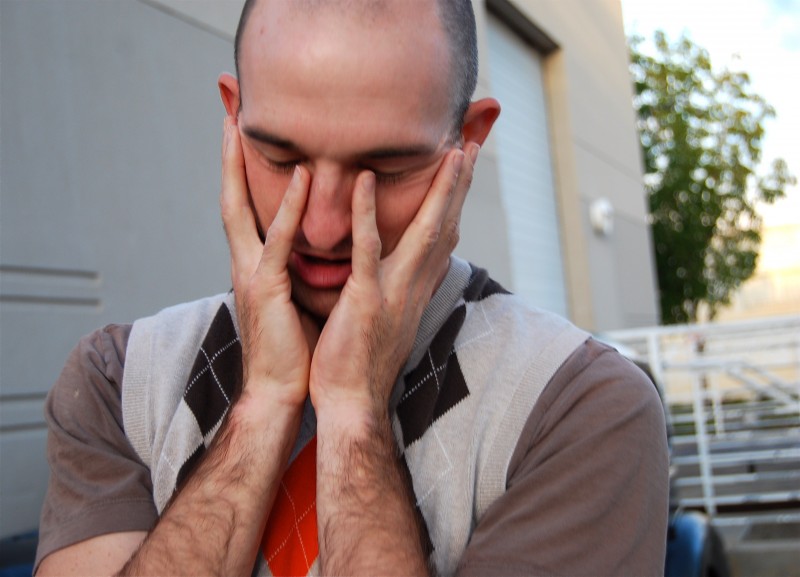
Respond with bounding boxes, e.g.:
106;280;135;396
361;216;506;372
606;314;800;526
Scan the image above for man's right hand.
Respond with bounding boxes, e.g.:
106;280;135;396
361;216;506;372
220;115;315;407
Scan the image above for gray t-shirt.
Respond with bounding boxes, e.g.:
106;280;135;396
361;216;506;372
37;325;669;576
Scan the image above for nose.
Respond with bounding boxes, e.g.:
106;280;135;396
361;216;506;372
299;163;353;253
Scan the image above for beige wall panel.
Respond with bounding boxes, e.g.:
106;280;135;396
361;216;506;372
541;47;594;327
574;145;648;220
582;202;660;330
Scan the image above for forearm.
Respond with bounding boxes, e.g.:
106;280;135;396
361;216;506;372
308;144;474;576
316;409;430;577
118;389;302;577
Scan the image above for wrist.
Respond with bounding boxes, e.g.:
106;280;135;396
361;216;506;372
311;375;393;425
234;384;306;429
243;370;308;405
315;399;391;442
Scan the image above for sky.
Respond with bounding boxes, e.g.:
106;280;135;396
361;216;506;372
619;0;800;228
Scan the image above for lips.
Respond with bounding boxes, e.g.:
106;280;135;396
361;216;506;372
290;252;352;289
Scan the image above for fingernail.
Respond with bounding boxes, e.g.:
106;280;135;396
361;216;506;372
468;143;480;165
292;165;302;182
362;171;376;191
453;151;465;176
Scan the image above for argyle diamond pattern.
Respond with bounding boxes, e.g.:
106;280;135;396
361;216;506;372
262;436;318;577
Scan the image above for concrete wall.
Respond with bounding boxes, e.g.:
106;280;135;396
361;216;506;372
0;0;235;538
0;0;658;538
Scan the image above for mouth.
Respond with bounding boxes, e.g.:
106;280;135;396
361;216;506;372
290;252;352;289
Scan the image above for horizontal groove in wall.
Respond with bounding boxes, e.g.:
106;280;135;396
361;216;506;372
1;393;49;431
0;422;47;434
0;294;101;307
0;265;99;280
0;392;48;403
0;264;102;308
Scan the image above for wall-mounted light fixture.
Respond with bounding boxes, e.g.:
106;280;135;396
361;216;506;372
590;198;615;237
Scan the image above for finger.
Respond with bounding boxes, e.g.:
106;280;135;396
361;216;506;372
350;171;381;280
220;116;262;278
258;165;310;276
429;142;479;262
391;148;465;271
456;143;480;216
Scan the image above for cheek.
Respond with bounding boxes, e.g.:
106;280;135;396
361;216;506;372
375;182;430;255
241;149;290;232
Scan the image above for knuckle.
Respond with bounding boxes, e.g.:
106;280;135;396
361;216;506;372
361;233;382;256
421;227;440;252
264;223;285;247
444;219;461;249
461;169;474;190
219;194;233;222
219;195;243;230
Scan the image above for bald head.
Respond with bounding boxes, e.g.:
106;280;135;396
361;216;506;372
233;0;478;139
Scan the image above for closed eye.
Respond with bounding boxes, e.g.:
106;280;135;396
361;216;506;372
371;170;406;186
266;160;403;186
250;141;415;187
241;123;442;188
264;157;300;175
265;156;406;186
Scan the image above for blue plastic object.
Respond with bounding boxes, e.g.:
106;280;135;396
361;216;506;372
665;510;710;577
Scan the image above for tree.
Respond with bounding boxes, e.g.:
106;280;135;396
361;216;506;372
629;31;795;324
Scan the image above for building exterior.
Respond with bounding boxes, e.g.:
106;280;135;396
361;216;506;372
0;0;658;540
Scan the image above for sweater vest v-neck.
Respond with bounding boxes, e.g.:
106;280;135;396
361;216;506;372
122;257;589;576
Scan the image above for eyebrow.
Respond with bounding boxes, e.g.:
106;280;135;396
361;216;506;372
241;125;439;161
242;126;298;150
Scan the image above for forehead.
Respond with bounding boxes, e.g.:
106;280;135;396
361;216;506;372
237;0;453;155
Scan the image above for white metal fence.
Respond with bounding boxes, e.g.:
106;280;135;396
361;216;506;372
606;315;800;526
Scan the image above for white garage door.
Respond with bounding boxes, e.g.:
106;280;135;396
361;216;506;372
486;12;568;317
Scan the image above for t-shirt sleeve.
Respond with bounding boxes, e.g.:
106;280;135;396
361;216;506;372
457;339;670;577
35;324;158;571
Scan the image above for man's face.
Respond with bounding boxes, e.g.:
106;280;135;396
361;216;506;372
234;1;455;319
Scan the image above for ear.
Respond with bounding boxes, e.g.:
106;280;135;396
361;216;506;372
461;98;501;146
218;73;241;118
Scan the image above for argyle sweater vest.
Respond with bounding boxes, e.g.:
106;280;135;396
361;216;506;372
121;258;589;576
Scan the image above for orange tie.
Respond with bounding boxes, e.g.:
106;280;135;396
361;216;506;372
262;436;319;577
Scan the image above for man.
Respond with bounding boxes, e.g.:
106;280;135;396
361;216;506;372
35;0;669;575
